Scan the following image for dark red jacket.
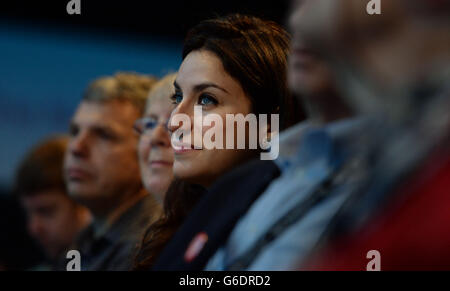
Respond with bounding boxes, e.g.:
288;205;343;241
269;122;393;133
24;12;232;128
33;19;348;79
307;147;450;271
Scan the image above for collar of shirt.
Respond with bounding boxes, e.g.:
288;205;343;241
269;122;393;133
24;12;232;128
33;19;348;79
275;118;373;174
102;194;161;244
76;194;161;254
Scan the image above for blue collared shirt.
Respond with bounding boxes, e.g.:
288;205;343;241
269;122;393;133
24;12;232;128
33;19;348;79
205;118;375;270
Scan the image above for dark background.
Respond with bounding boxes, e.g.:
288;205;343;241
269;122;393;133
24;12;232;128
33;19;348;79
1;0;290;39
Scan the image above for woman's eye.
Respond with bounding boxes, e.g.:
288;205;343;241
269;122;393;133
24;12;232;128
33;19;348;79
198;94;218;106
171;93;183;104
145;120;158;130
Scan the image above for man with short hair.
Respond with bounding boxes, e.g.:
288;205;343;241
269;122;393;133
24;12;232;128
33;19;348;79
64;72;162;270
15;136;91;269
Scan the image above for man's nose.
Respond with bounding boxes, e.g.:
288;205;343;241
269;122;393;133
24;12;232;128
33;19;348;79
68;131;90;158
28;215;44;239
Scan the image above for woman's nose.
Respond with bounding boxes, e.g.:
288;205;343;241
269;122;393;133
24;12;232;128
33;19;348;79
150;123;171;147
168;100;193;134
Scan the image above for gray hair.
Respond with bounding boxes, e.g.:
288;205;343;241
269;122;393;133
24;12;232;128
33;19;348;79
83;72;158;114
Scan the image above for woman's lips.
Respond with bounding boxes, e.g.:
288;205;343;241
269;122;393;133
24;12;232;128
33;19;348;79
171;141;197;154
149;160;173;168
173;148;194;154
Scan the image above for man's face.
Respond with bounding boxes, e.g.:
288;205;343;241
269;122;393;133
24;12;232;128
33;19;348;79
21;190;83;259
288;0;336;98
333;0;413;89
291;0;419;117
64;100;143;211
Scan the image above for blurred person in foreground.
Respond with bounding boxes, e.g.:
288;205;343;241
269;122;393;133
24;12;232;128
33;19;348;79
63;72;162;270
15;136;91;270
294;0;450;270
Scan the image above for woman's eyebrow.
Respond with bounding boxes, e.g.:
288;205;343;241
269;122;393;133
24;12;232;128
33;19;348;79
193;82;229;94
174;80;229;94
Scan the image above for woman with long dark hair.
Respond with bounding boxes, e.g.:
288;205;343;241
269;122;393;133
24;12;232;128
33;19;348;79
134;14;302;270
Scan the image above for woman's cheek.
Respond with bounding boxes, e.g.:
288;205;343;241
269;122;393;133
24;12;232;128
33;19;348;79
138;138;150;164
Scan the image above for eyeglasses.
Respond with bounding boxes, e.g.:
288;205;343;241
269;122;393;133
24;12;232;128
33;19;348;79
133;117;169;135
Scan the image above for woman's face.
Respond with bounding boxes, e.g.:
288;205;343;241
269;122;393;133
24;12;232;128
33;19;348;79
138;90;175;201
169;50;254;187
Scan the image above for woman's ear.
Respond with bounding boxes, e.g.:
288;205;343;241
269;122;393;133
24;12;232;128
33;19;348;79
258;112;280;150
265;106;280;135
259;113;280;160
